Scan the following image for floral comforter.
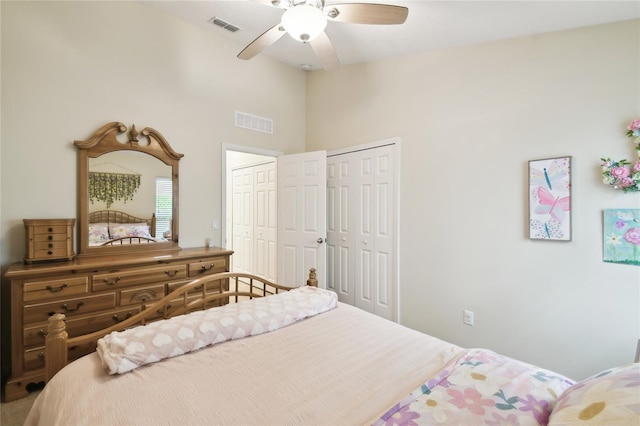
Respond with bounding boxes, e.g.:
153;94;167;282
374;348;575;425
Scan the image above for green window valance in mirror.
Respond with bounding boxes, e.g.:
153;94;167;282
89;172;141;208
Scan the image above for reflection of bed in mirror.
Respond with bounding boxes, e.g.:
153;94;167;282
88;210;160;246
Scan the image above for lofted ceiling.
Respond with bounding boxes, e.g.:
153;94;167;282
141;0;640;71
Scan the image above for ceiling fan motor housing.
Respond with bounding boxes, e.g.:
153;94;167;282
281;3;327;42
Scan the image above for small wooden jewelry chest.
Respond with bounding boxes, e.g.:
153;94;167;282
23;218;75;263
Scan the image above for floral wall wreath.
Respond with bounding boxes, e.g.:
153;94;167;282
600;119;640;193
89;171;141;208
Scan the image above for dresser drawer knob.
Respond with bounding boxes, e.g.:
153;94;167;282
38;329;47;338
38;352;45;359
61;302;84;312
48;227;53;232
47;235;53;241
164;269;180;277
46;283;68;293
47;251;53;255
102;277;121;286
200;264;215;272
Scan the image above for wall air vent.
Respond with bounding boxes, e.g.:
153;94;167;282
235;111;274;134
208;17;241;33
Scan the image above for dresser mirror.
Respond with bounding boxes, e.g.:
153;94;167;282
76;122;183;256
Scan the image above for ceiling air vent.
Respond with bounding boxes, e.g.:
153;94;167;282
235;111;273;134
208;17;241;33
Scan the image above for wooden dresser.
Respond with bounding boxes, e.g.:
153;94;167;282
3;246;232;401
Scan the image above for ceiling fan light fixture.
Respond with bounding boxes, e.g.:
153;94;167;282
281;4;327;42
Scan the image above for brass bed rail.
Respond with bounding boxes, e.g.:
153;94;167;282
45;269;318;381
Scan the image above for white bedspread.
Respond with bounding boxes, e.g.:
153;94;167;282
25;302;464;426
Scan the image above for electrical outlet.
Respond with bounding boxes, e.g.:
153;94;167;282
463;309;474;326
212;219;219;231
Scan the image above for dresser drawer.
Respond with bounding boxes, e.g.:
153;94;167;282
23;306;142;348
32;224;69;235
23;276;88;302
23;345;86;371
24;347;46;371
161;293;223;317
32;232;68;243
93;264;187;292
32;247;71;261
187;258;228;277
119;284;165;307
167;278;224;294
24;293;116;323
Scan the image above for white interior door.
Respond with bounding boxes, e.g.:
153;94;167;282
277;151;327;288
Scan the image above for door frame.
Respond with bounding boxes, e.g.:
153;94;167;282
221;143;282;269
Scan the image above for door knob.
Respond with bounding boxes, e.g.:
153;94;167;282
317;238;325;244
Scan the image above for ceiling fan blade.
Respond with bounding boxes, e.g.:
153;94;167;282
325;3;408;25
238;24;286;60
310;32;339;71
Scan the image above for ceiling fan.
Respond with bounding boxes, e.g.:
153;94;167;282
237;0;409;71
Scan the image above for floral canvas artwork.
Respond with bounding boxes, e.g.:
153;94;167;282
603;209;640;266
528;157;571;241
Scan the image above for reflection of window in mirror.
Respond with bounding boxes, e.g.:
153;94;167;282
156;177;172;238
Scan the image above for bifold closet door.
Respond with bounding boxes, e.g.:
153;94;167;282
327;144;396;320
327;154;356;305
232;162;277;281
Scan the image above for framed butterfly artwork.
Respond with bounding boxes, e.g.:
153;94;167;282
528;156;572;241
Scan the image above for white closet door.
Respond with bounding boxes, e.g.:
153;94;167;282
327;143;397;320
370;144;395;320
254;162;277;282
327;155;355;304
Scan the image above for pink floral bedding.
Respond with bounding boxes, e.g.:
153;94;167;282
374;348;575;426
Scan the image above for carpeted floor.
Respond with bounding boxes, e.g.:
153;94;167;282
1;391;39;425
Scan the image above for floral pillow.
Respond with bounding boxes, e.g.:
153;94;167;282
109;223;153;239
375;348;574;426
548;363;639;425
88;223;109;243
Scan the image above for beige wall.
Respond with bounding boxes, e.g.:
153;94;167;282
307;20;640;380
0;1;306;380
0;0;306;258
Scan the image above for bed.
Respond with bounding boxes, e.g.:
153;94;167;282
25;271;639;425
88;210;160;246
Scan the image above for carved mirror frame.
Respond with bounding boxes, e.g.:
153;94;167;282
76;122;183;257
